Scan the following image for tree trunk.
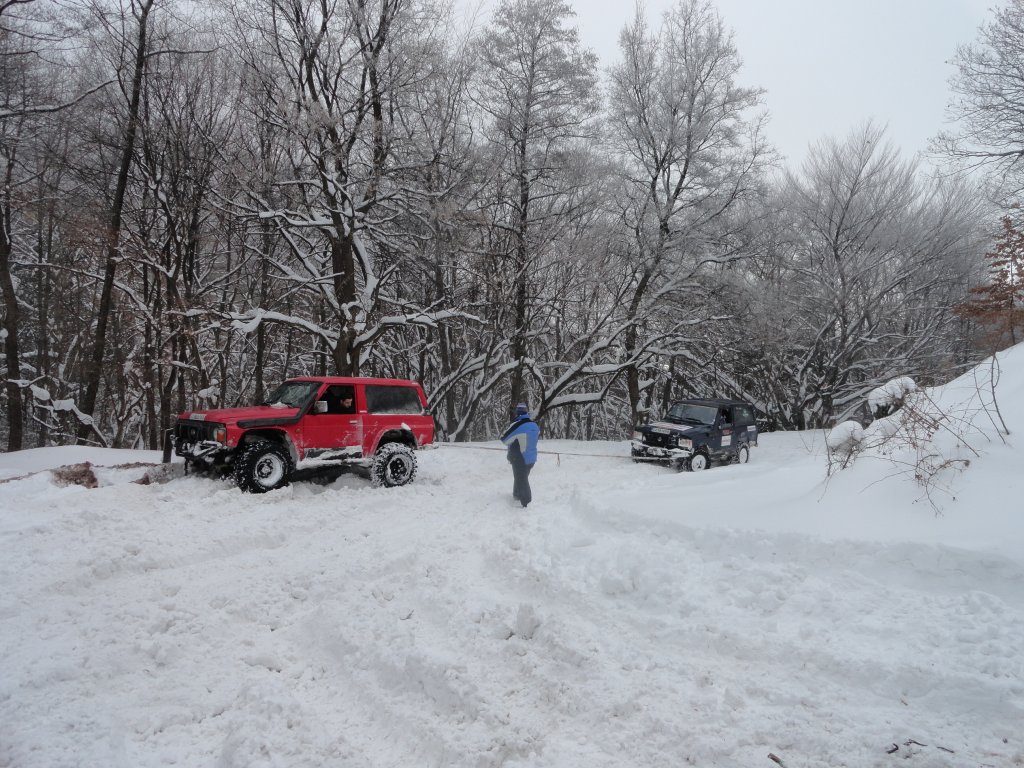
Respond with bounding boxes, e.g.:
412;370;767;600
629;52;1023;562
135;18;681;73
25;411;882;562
77;0;154;444
0;207;23;451
329;230;359;376
509;133;531;410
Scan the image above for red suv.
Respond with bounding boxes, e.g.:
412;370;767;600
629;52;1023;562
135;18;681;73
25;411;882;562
174;377;435;493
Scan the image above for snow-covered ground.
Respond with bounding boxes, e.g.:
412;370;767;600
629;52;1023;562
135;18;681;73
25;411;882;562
3;352;1024;768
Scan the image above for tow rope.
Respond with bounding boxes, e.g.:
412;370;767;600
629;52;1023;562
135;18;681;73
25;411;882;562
435;442;656;466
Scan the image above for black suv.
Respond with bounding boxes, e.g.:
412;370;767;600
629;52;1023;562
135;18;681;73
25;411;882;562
631;399;758;471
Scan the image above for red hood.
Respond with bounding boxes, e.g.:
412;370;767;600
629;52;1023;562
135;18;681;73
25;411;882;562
176;405;301;424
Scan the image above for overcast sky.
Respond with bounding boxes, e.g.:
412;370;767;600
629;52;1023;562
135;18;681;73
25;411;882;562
463;0;993;166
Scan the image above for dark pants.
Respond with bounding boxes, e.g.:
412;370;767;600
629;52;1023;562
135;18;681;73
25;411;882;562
510;454;534;507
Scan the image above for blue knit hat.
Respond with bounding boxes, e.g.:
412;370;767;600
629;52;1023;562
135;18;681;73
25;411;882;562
514;402;529;417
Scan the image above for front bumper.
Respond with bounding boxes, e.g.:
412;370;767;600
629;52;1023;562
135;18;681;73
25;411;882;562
174;418;230;463
630;439;693;462
175;439;227;461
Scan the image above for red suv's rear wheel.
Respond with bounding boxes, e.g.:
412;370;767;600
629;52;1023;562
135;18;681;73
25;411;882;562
371;443;417;487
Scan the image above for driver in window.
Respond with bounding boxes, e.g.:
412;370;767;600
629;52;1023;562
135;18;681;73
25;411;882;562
338;390;356;413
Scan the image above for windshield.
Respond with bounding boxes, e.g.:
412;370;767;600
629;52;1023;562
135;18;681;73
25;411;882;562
262;380;320;409
666;402;717;426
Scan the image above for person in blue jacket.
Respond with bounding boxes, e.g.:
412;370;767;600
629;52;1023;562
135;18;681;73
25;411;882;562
501;402;540;508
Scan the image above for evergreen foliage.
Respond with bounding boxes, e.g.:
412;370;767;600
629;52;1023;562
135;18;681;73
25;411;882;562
956;215;1024;350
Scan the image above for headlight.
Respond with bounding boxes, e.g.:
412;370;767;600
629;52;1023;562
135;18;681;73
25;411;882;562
213;426;227;444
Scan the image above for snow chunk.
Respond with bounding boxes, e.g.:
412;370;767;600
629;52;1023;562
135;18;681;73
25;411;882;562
51;399;93;424
512;603;541;640
231;310;264;334
868;376;917;413
826;421;865;453
197;385;219;402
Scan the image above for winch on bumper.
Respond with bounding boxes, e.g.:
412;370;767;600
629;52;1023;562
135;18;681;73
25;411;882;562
630;432;693;463
177;439;227;461
174;418;229;464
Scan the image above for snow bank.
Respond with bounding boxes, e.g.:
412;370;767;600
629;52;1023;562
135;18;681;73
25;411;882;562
825;419;864;451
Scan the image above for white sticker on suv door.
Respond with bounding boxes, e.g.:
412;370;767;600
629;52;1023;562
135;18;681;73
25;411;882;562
721;435;731;447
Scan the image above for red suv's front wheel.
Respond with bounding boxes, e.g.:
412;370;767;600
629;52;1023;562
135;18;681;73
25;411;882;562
234;441;292;493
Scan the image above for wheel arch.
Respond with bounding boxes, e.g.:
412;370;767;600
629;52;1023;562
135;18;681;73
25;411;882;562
373;428;417;454
237;429;298;464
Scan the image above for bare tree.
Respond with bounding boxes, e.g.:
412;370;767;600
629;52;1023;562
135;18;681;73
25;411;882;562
472;0;599;411
371;28;488;437
128;32;241;447
0;7;33;450
607;0;769;427
74;0;155;445
1;0;110;449
939;0;1024;196
225;0;451;378
739;124;986;428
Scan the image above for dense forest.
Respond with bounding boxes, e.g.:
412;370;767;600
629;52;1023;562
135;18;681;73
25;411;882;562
2;0;1022;451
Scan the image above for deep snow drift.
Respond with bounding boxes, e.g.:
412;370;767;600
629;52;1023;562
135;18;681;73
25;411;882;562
2;350;1023;767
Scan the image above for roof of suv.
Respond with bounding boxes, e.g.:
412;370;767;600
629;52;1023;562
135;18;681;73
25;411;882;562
674;398;752;408
287;376;423;387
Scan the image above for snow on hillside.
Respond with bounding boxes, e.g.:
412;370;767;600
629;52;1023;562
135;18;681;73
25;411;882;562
2;350;1024;767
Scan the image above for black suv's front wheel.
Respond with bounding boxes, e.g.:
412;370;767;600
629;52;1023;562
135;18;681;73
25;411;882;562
686;450;710;472
234;441;292;493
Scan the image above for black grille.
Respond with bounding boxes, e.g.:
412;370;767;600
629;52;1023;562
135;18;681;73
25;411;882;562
175;419;217;444
644;432;675;448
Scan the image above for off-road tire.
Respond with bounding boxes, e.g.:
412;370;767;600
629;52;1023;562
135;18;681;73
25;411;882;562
686;450;710;472
234;441;292;493
370;442;417;488
736;444;750;464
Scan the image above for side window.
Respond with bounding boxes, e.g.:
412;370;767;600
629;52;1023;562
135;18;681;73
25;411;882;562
719;408;732;426
321;385;355;414
735;406;754;427
336;386;357;413
365;385;423;415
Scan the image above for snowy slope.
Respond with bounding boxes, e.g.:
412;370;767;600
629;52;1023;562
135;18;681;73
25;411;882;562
2;350;1024;767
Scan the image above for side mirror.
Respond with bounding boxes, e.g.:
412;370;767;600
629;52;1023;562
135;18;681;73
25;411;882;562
314;400;328;414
